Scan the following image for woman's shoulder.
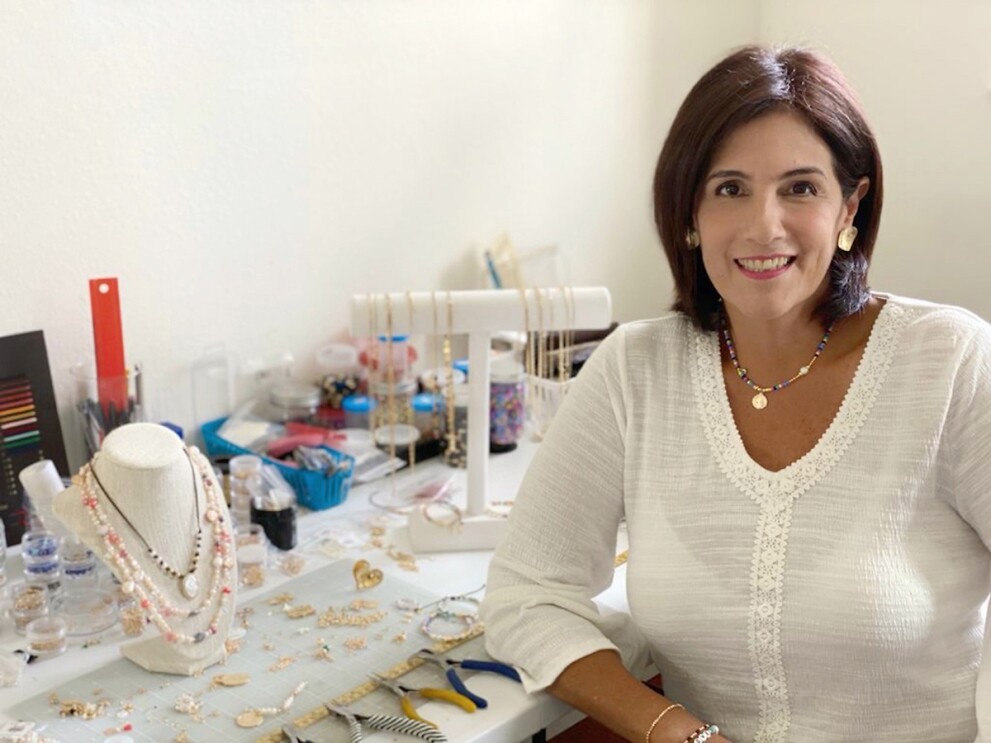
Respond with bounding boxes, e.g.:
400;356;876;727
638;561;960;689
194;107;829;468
879;292;990;345
877;293;991;375
616;311;699;349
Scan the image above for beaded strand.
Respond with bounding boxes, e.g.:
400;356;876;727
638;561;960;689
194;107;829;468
75;446;234;644
722;316;837;410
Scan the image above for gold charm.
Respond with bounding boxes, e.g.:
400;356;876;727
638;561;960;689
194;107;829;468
751;392;768;410
211;673;250;688
352;559;384;590
235;710;265;728
285;604;316;619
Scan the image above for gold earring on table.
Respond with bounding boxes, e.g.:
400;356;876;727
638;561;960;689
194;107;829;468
837;226;858;252
685;229;700;250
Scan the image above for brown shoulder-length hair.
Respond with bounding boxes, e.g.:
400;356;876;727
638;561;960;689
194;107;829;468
653;45;884;330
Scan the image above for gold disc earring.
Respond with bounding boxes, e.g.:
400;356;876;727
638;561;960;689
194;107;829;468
837;226;858;252
685;229;700;249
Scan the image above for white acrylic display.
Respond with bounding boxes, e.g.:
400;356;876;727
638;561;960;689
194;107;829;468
351;288;612;552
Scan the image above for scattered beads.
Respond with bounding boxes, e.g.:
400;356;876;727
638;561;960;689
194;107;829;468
386;546;419;572
265;593;294;606
343;636;368;654
268;655;297;672
285;604;316;619
318;606;386;628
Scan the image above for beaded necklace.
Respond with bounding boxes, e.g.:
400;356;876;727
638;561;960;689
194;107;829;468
722;315;837;410
89;448;203;599
75;446;234;644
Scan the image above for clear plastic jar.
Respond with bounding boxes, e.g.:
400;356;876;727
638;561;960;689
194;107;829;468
372;335;416;382
8;583;49;634
26;615;67;657
268;382;321;423
60;535;97;586
490;369;526;452
412;392;444;441
342;394;376;430
229;454;263;527
371;379;416;430
235;523;268;588
444;385;470;468
21;530;59;564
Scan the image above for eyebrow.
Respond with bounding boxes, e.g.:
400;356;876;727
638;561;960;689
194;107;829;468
705;166;827;182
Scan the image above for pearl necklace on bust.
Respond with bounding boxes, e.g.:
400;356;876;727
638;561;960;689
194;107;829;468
90;447;204;599
74;446;235;644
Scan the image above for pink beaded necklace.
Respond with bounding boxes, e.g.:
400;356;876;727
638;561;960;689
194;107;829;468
75;446;234;645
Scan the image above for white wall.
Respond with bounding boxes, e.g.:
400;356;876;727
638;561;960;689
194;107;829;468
757;0;991;318
0;1;755;466
3;1;987;469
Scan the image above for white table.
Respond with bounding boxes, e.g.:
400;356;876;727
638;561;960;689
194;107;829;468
1;438;631;742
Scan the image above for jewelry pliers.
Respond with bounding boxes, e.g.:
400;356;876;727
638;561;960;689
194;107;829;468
281;723;314;743
325;703;448;743
415;649;522;709
369;672;476;729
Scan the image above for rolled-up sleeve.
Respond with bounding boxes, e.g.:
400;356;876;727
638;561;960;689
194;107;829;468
480;327;650;692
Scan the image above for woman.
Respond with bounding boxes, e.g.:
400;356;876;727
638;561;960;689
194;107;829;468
480;45;991;742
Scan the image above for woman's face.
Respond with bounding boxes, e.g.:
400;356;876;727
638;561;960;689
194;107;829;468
695;110;868;325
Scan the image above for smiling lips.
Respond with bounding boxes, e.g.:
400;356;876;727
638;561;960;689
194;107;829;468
735;255;795;279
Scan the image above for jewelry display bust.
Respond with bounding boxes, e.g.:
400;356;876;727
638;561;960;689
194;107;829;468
54;423;236;675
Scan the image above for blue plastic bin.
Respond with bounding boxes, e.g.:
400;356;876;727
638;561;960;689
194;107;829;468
200;417;355;511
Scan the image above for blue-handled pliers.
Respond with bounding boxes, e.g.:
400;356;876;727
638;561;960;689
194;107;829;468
415;649;521;709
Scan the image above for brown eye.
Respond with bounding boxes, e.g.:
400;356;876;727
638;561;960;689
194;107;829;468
790;181;817;196
715;182;742;197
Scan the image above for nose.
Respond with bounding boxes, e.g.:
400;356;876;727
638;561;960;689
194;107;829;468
742;191;786;247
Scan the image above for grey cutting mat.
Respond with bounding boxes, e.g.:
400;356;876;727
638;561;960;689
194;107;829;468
9;559;493;742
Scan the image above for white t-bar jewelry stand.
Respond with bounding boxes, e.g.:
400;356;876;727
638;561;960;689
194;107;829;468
351;288;612;552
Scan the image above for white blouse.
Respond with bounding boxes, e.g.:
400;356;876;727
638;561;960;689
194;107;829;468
481;295;991;742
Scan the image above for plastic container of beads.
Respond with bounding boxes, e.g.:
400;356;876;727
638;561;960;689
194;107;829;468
20;530;59;566
52;588;118;636
229;454;263;527
443;385;470;468
342;394;376;430
235;524;268;589
7;582;49;635
59;535;98;586
26;615;68;657
419;366;466;393
490;360;526;452
412;392;444;440
370;379;416;431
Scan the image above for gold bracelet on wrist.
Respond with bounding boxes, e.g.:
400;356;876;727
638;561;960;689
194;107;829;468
645;703;684;743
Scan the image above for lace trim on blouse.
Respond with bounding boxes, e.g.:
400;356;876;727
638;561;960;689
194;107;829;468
690;300;908;741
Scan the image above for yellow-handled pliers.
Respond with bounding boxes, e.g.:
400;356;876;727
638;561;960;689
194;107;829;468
369;673;476;729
